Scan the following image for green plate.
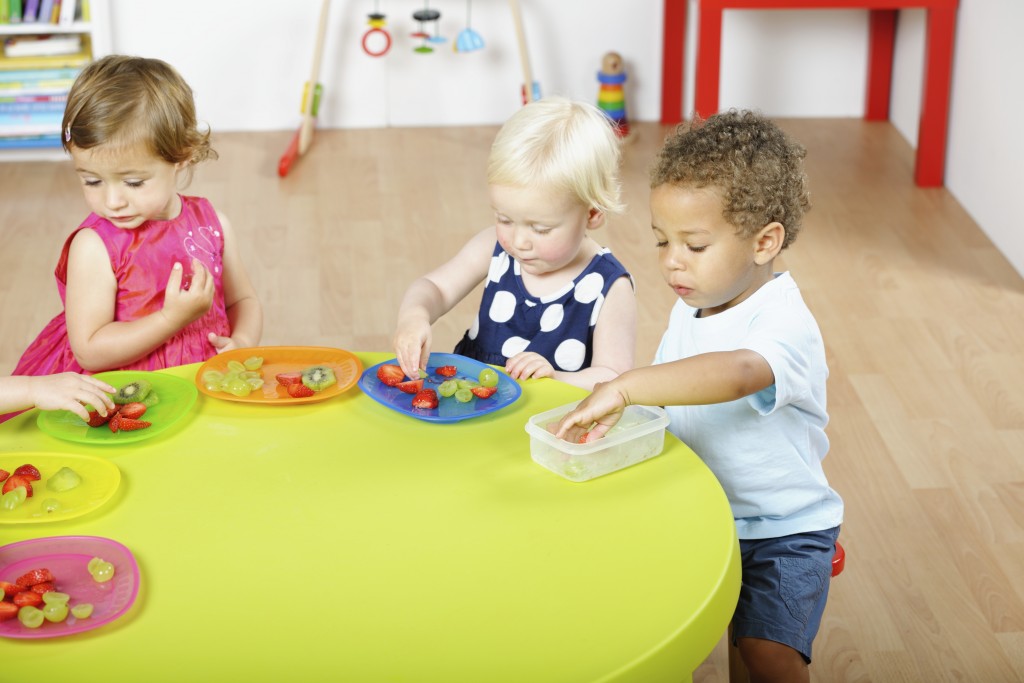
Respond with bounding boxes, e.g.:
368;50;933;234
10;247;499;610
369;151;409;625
36;370;198;445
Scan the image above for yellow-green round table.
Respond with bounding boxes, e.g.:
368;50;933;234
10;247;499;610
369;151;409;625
0;352;739;682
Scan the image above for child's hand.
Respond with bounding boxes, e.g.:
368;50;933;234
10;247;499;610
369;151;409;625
208;332;240;354
505;352;554;381
393;322;432;381
161;259;215;329
30;373;116;422
552;381;628;443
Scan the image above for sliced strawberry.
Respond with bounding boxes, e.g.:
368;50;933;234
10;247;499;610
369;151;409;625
16;568;54;588
0;581;20;598
275;372;304;387
0;602;18;622
86;410;112;427
395;379;423;394
12;464;40;481
117;417;151;432
411;389;439;409
108;413;122;433
2;475;32;498
287;383;315;398
117;402;147;419
435;365;457;377
376;364;405;387
470;386;497;399
0;469;8;483
30;582;55;594
13;591;42;608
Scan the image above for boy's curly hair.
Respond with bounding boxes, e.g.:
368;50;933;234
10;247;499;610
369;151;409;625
650;109;810;249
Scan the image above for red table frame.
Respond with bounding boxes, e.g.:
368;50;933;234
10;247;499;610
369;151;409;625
660;0;959;187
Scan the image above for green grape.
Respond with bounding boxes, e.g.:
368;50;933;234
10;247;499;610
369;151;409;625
246;377;265;390
88;558;115;583
240;371;260;380
204;381;222;392
87;557;103;574
42;602;69;623
226;360;246;374
47;466;82;492
18;605;44;628
437;380;458;398
454;388;474;403
225;377;252;397
478;368;499;388
456;379;479;390
201;370;224;385
243;356;264;370
42;592;70;605
71;603;94;619
40;498;62;514
1;486;27;511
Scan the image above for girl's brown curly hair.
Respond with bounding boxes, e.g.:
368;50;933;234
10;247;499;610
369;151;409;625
650;109;810;249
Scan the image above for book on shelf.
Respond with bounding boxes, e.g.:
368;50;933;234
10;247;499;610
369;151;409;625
0;67;78;97
0;96;64;113
6;0;23;23
0;34;90;71
21;0;40;22
0;108;62;136
4;33;82;58
0;133;61;149
58;0;78;26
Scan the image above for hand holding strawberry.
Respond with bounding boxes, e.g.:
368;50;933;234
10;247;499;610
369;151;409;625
161;259;215;330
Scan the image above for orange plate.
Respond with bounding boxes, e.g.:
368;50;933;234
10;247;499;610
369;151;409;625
194;346;362;405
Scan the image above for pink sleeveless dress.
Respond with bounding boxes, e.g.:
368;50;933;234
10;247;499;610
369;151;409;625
13;195;232;376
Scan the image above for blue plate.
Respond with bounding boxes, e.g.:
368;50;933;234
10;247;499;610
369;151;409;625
358;353;521;423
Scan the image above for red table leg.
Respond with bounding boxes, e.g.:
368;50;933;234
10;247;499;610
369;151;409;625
661;0;688;124
915;5;956;187
866;9;896;121
694;1;724;118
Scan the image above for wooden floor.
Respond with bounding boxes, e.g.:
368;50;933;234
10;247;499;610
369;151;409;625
2;120;1023;681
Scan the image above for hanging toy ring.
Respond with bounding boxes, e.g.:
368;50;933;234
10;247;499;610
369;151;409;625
360;12;391;57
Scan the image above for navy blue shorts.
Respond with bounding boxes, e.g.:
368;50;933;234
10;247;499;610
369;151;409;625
731;526;841;663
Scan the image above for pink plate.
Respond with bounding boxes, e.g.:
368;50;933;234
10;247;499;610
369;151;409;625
0;536;140;639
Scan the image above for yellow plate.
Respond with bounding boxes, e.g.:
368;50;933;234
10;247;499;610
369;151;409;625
194;346;363;404
0;452;121;524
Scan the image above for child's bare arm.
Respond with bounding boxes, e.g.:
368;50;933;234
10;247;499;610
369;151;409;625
64;230;213;370
0;373;115;420
554;350;775;442
393;227;495;378
208;213;262;353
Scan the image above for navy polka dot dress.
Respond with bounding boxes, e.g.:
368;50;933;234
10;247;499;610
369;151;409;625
454;242;632;371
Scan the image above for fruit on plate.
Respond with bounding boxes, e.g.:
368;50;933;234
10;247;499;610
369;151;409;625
109;416;152;433
0;602;17;622
478;368;499;388
470;386;497;399
1;486;27;510
47;466;83;492
287;383;315;398
376;364;405;387
243;356;264;371
17;605;43;628
0;469;7;483
86;409;112;427
16;568;55;588
435;365;457;377
112;379;152;405
437;380;458;398
275;372;303;387
396;379;423;394
13;591;43;608
0;582;19;598
411;389;439;409
301;365;337;391
71;603;94;619
117;402;147;420
87;557;115;583
3;474;34;498
13;464;41;481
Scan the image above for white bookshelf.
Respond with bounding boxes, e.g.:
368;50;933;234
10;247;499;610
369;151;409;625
0;0;110;162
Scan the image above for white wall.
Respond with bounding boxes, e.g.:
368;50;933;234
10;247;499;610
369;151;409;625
108;0;1023;277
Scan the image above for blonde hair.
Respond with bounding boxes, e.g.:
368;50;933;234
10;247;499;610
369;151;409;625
487;97;624;215
62;55;216;170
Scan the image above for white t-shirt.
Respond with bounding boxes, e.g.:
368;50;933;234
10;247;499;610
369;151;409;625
653;272;844;540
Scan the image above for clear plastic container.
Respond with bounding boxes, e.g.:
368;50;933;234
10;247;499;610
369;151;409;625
525;402;670;482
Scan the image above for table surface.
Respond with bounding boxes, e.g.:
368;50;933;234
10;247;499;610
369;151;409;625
0;352;739;683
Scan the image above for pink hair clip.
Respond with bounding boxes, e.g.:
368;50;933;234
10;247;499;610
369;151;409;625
64;123;72;142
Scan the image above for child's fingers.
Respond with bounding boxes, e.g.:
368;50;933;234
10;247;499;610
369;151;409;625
166;262;185;292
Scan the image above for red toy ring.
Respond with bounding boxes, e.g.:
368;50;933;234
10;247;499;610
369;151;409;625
362;27;392;57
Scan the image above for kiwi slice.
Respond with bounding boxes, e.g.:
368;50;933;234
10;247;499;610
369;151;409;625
113;379;152;405
141;391;160;408
301;365;337;392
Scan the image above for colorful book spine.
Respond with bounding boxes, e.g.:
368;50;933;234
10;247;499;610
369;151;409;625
22;0;40;22
0;98;65;113
58;0;77;26
10;0;23;23
38;0;55;23
0;134;62;149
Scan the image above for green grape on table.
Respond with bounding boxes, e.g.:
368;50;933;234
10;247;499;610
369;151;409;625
71;603;94;619
42;602;69;623
42;592;70;606
1;486;27;511
87;556;115;583
437;380;458;398
478;368;499;388
243;356;264;371
18;605;44;628
454;388;474;404
40;498;62;514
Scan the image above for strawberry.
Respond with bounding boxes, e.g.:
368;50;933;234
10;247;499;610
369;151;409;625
117;417;151;432
13;591;42;608
470;386;497;399
13;464;41;481
435;365;457;377
0;581;20;598
411;389;439;409
117;402;147;419
287;383;315;398
0;469;8;483
0;602;18;622
86;410;112;427
376;364;405;387
275;372;304;387
16;568;54;588
108;413;122;433
2;475;32;498
30;582;55;594
395;379;423;394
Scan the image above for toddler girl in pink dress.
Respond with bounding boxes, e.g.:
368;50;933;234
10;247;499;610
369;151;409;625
12;55;262;382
